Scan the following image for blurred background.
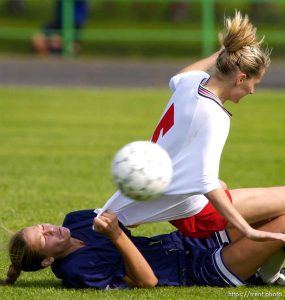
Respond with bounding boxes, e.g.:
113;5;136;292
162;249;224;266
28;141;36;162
0;0;285;87
0;0;285;58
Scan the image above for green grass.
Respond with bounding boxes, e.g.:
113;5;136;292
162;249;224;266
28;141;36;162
0;87;285;299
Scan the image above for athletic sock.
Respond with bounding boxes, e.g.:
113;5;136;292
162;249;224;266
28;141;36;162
258;248;285;284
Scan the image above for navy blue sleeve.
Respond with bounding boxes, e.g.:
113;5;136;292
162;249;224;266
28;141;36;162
59;248;128;289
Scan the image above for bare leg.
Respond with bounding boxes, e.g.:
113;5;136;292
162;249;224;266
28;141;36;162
230;187;285;224
32;33;49;55
222;215;285;280
227;221;268;241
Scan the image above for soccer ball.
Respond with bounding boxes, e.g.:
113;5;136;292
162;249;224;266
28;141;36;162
111;141;173;201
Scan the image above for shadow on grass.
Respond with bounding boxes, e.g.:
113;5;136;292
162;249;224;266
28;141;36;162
16;279;63;289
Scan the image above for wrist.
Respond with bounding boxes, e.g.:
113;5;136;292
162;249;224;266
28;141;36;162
109;227;124;243
242;225;255;238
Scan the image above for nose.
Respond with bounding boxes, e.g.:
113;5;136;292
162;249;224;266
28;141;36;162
44;225;55;235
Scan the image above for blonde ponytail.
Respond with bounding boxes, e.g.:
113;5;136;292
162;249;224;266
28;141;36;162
216;11;271;78
222;11;260;52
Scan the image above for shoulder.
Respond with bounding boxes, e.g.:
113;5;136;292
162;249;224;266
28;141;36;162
63;209;97;227
52;246;126;289
196;97;231;122
194;101;230;133
58;259;85;288
169;70;209;92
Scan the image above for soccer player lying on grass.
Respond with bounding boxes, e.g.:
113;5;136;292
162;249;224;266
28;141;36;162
2;207;285;289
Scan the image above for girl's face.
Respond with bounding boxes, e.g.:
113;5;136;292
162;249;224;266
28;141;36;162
229;68;265;103
23;224;71;257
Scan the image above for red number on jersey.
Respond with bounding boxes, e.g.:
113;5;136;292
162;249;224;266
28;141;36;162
151;103;174;143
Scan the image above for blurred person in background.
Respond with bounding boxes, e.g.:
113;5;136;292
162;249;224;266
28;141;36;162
32;0;89;55
169;1;188;22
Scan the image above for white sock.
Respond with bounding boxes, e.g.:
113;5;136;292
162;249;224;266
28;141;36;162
258;249;285;284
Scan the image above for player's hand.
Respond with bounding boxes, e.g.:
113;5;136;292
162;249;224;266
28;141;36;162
245;228;285;242
93;211;122;241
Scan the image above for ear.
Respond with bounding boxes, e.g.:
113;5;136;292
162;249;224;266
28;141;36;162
236;73;247;85
41;257;55;268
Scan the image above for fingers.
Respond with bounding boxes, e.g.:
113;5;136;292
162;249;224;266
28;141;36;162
247;229;285;243
263;232;285;242
269;232;285;243
93;210;119;233
99;210;117;220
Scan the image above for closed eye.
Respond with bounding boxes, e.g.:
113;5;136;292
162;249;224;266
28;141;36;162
39;225;46;249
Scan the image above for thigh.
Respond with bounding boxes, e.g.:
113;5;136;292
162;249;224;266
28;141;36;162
222;215;285;280
184;232;246;287
230;187;285;224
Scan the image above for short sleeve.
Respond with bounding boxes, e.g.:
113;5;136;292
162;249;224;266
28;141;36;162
169;70;209;92
56;248;127;290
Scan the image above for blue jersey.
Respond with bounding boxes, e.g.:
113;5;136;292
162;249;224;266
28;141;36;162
51;210;260;289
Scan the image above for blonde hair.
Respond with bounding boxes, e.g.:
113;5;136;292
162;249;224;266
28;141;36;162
216;11;271;78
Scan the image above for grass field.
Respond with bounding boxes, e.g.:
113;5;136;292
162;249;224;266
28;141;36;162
0;87;284;299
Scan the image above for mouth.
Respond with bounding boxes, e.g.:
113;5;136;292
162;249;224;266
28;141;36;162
59;227;70;238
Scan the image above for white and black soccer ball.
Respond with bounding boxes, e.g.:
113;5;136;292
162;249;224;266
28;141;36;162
111;141;173;201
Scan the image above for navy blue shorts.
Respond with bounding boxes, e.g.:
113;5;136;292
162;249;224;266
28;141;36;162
182;230;262;287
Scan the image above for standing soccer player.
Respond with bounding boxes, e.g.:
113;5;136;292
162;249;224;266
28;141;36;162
100;11;285;243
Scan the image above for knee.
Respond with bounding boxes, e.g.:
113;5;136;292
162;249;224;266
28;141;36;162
267;214;285;232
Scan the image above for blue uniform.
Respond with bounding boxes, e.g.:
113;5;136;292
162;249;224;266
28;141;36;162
47;0;89;29
44;0;89;39
51;210;261;289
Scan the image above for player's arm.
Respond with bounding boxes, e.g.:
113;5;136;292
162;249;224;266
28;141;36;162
205;188;285;242
94;212;158;288
219;179;228;189
198;108;285;242
177;50;221;74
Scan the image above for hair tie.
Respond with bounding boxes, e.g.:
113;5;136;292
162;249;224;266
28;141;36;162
236;54;243;67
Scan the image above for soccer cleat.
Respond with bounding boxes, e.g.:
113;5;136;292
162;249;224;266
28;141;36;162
274;268;285;286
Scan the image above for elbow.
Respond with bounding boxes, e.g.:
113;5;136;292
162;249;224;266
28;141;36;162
146;276;158;288
219;179;228;190
137;276;158;288
124;274;158;288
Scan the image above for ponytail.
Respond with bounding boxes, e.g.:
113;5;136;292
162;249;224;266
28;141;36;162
222;11;259;53
216;11;271;78
2;264;21;285
1;229;45;286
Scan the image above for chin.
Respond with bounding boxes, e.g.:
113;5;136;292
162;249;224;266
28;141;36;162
229;98;239;104
60;226;71;239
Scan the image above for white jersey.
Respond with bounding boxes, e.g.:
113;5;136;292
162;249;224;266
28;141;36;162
99;71;231;226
